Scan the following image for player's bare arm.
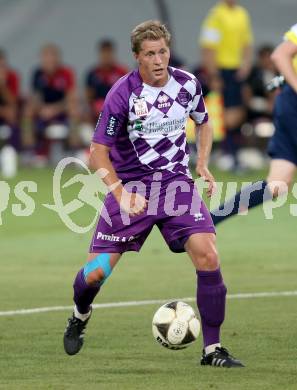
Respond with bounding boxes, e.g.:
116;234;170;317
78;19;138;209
236;45;253;80
85;86;95;105
196;121;216;197
271;41;297;93
65;88;81;146
0;72;17;122
66;88;79;117
22;92;43;147
89;142;147;216
0;79;16;105
200;48;218;76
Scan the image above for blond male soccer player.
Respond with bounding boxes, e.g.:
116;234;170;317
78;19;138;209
199;0;253;168
63;20;243;368
211;23;297;224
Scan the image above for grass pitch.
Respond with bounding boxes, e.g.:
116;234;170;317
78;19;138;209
0;167;296;390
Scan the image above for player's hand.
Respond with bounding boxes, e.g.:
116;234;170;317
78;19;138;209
196;164;217;197
119;190;148;216
236;65;251;81
39;105;57;120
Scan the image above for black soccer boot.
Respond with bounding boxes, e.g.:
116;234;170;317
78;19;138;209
63;309;92;355
201;346;244;368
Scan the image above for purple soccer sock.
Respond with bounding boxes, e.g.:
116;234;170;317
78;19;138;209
196;268;227;348
73;269;101;314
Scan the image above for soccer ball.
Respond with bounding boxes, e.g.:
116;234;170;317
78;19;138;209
152;301;200;350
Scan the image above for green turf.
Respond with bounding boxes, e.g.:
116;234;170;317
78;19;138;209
0;167;297;389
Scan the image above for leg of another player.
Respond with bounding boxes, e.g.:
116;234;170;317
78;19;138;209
266;159;296;197
224;107;245;167
64;252;121;355
211;159;296;226
185;233;243;367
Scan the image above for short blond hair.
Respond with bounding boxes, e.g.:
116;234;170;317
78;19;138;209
131;20;171;54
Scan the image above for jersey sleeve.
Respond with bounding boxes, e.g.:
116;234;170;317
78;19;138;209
199;8;221;49
284;23;297;45
190;78;209;125
92;85;128;146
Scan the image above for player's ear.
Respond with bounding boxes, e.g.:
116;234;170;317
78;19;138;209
133;52;139;63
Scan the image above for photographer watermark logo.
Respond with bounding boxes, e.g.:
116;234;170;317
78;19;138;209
43;157;111;234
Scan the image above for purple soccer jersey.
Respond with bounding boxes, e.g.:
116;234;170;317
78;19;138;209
92;67;208;181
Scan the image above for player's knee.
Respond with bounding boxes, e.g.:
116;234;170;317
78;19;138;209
197;248;219;271
203;250;219;270
83;253;112;285
86;267;105;284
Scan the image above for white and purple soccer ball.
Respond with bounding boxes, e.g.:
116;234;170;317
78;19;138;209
152;301;200;350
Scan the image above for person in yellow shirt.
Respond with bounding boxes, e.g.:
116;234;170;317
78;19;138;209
210;23;297;225
199;0;253;169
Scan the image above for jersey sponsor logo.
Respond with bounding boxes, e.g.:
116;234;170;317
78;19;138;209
105;115;118;137
157;93;171;109
144;117;186;134
133;96;149;117
177;91;191;106
133;119;143;131
128;117;186;135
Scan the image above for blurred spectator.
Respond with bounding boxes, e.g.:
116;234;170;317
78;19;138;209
0;48;20;147
85;39;128;124
0;49;20;177
199;0;253;171
23;43;80;164
243;45;278;122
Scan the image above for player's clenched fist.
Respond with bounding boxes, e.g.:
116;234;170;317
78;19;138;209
119;190;147;216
